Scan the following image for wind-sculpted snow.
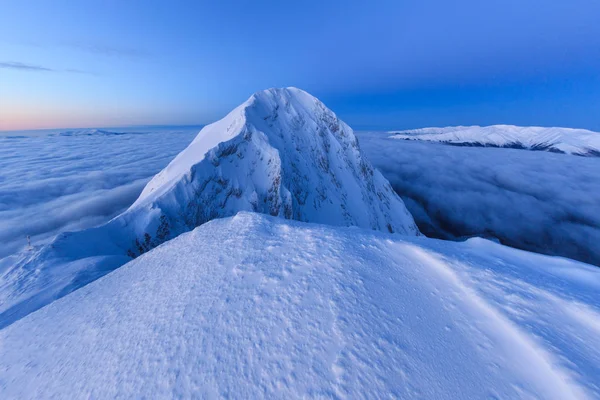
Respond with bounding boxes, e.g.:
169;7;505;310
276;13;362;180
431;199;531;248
1;213;599;398
393;125;600;156
0;88;417;329
358;131;600;266
0;127;199;260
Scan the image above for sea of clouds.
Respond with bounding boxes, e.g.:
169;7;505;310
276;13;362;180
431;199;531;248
356;131;600;266
2;127;599;268
0;127;199;259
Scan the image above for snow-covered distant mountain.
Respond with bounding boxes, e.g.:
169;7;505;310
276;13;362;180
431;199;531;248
2;213;599;398
53;129;135;136
0;88;417;328
392;125;600;156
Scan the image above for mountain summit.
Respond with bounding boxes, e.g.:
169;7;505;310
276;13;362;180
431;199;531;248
0;87;418;328
131;87;418;243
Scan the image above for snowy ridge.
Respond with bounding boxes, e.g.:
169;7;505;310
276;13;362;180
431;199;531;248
0;87;417;328
1;213;599;398
392;125;600;155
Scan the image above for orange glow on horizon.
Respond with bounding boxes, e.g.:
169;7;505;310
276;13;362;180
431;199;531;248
0;104;164;132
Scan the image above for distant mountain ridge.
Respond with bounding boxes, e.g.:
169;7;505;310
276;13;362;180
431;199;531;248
391;125;600;156
54;129;138;136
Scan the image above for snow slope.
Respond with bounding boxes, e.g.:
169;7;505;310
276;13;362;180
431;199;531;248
392;125;600;155
1;213;599;399
0;88;417;329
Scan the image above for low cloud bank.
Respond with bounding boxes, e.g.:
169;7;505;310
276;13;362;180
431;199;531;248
357;132;600;267
0;128;198;259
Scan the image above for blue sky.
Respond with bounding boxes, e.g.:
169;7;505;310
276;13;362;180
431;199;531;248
1;0;599;131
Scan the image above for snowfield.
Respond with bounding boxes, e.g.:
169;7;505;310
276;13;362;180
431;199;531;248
357;131;600;267
392;125;600;156
1;213;599;399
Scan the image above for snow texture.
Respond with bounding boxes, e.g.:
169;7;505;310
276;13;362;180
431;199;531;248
392;125;600;156
0;88;417;329
357;131;600;267
1;212;599;399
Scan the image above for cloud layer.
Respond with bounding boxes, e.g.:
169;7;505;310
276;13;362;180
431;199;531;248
0;127;199;259
357;132;600;266
3;127;598;268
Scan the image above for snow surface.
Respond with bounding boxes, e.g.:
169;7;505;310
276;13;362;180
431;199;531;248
358;131;600;267
392;125;600;156
0;88;417;329
0;126;198;259
1;212;599;399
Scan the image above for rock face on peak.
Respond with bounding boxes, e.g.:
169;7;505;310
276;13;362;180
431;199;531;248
0;87;418;328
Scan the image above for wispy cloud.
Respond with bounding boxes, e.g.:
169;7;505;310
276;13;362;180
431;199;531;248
0;61;53;72
64;68;99;75
1;39;151;61
0;61;98;75
64;42;150;59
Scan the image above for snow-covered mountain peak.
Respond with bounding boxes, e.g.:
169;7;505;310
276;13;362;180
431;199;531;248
0;87;418;328
133;86;417;236
137;87;327;202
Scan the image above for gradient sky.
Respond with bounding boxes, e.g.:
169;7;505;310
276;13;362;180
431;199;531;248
1;0;599;131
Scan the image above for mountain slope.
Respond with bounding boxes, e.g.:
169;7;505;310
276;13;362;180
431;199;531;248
392;125;600;156
1;213;599;399
0;87;418;329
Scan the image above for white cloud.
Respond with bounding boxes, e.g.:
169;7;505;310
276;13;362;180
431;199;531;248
0;127;198;258
357;131;600;266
